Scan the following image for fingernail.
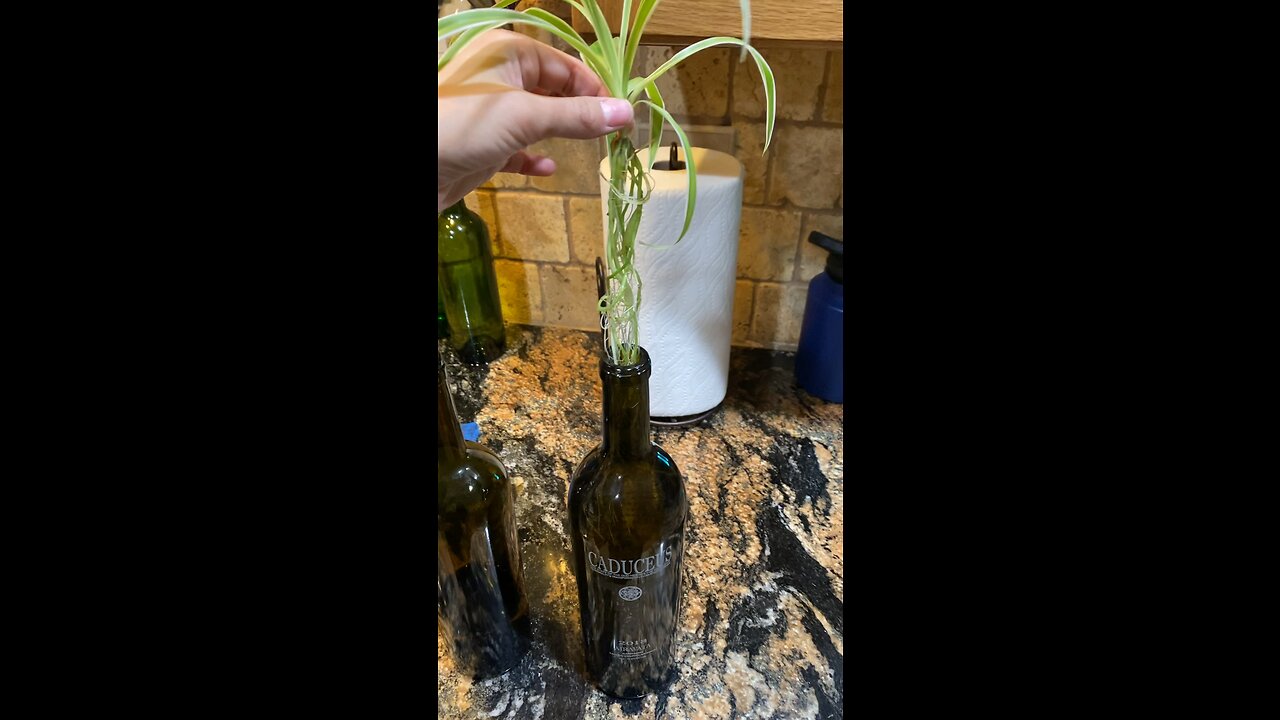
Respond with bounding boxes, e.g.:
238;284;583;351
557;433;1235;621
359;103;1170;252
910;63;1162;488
599;99;632;129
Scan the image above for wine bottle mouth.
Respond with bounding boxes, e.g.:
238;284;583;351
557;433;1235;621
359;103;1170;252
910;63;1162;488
600;347;652;379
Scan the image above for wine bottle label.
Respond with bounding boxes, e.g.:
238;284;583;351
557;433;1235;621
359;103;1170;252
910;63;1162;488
581;537;682;663
586;545;674;579
610;637;653;658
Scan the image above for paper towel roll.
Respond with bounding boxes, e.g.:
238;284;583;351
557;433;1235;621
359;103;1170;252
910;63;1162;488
599;147;744;418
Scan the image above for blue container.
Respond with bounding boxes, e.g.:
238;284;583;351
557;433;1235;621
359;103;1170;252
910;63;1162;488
795;231;844;403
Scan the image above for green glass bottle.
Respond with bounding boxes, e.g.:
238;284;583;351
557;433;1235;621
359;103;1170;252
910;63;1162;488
438;286;449;339
437;356;528;678
438;199;505;365
568;348;689;698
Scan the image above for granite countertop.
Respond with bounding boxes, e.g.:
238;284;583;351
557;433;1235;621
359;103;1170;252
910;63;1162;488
439;325;844;720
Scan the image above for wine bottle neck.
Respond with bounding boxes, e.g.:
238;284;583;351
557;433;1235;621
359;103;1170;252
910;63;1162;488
438;360;466;462
443;199;470;218
600;351;653;461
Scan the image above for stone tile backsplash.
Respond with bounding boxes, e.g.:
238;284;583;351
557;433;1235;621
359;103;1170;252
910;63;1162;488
767;125;844;208
733;48;828;121
462;42;843;351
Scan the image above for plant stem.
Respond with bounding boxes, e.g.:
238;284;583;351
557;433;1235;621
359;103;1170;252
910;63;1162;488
601;131;649;367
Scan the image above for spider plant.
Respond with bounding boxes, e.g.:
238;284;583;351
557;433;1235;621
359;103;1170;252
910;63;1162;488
439;0;776;366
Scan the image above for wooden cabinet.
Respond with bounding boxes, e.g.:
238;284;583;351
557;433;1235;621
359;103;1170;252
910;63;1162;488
570;0;843;48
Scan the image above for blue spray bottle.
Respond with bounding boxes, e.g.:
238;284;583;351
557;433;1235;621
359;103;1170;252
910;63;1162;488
795;231;844;403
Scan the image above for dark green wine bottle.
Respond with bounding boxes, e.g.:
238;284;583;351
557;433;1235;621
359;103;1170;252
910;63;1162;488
438;199;505;365
568;348;689;698
438;286;449;339
437;355;528;678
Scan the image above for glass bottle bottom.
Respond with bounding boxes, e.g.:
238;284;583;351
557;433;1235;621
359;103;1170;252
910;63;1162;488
599;687;650;700
438;561;529;679
452;333;506;365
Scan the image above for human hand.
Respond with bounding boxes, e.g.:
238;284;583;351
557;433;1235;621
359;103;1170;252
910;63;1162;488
438;30;635;212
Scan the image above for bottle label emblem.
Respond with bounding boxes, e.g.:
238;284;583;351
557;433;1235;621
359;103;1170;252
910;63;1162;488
618;586;642;601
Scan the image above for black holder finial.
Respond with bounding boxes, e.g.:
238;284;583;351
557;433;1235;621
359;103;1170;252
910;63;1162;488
652;142;685;171
595;257;608;352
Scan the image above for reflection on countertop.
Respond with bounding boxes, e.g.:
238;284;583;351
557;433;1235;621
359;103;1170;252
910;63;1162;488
439;325;844;719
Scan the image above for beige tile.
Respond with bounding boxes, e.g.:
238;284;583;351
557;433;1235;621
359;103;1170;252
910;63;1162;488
734;123;770;205
464;191;501;257
737;206;802;281
734;48;826;121
569;196;606;266
479;172;528;190
796;213;844;282
633;46;731;120
732;280;754;345
528;137;606;194
823;51;843;123
493;194;570;262
766;126;843;209
751;282;808;347
493;259;543;325
540;263;601;331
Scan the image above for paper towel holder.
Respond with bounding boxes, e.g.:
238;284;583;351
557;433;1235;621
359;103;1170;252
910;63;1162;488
597;147;743;427
598;252;721;427
595;253;718;426
651;404;721;428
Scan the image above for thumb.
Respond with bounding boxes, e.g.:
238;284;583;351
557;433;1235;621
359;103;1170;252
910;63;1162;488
512;95;634;145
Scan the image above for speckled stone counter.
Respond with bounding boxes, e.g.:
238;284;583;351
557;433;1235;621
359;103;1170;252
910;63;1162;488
439;325;844;720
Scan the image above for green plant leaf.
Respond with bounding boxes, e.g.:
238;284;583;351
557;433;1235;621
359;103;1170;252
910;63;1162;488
642;80;665;170
520;7;591;47
636;100;696;243
522;8;610;80
624;0;663;75
562;0;623;94
524;8;614;80
630;36;776;152
437;7;608;84
738;0;752;62
437;7;517;41
619;0;633;53
437;21;504;72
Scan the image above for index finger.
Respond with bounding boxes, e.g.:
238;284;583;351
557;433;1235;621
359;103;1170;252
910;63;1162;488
515;34;610;99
